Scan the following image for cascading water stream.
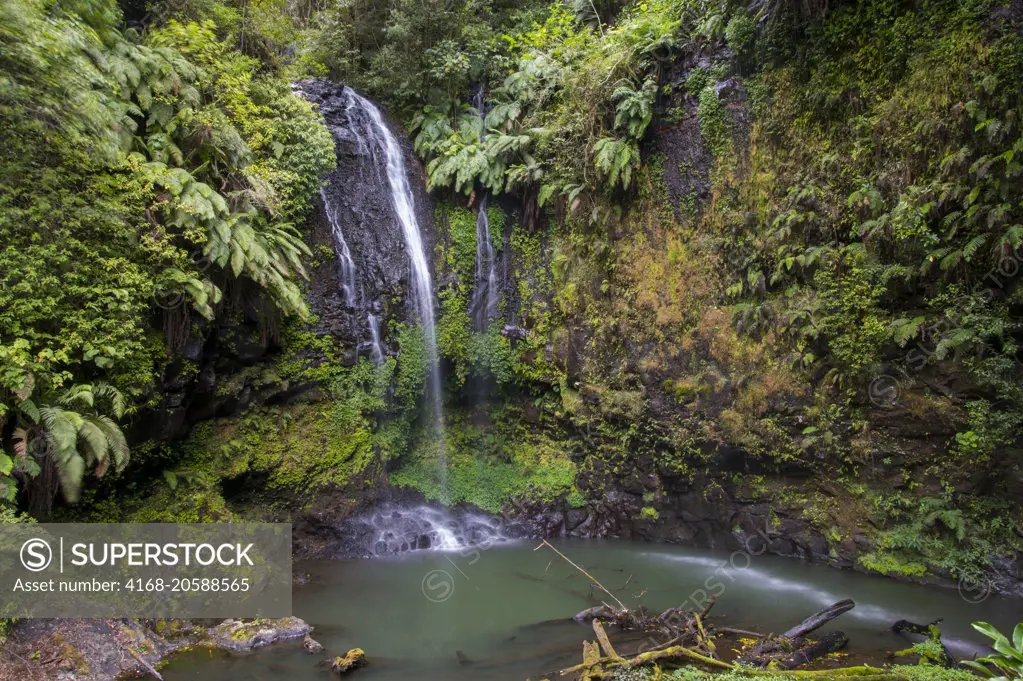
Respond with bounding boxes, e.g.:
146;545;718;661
321;186;386;363
341;89;445;465
469;84;500;331
352;504;509;555
367;313;384;365
321;188;358;307
471;196;500;331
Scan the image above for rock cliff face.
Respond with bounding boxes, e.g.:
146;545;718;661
298;79;437;361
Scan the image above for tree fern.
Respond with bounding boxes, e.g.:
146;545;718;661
612;78;656;140
26;385;131;502
593;137;640;190
890;316;925;346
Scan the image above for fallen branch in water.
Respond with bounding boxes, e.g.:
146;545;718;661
538;545;867;679
556;620;897;680
550;596;866;680
535;540;627;612
558;620;732;677
591;618;622;661
718;626;765;638
783;599;856;639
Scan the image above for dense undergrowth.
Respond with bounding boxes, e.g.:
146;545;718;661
2;0;1022;604
0;0;333;511
301;0;1023;585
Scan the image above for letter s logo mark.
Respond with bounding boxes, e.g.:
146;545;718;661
20;538;52;572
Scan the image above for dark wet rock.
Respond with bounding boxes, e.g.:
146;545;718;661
714;77;739;97
502;324;528;340
565;508;588;532
991;555;1023;599
303;634;325;654
655;101;711;218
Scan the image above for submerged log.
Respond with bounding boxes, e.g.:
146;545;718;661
774;631;849;669
573;605;614;622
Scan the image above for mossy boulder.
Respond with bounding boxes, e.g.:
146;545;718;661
332;647;367;674
210;617;312;652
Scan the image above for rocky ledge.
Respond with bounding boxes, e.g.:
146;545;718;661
0;616;311;681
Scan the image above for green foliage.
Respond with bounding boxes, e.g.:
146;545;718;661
899;636;951;667
401;0;690;202
697;85;731;158
663;666;979;681
861;493;1020;583
813;264;888;386
395;325;428;413
724;13;756;53
594;138;642;190
963;621;1023;680
0;0;333;510
613;78;657;139
303;0;523;113
390;409;578;513
110;358;397;523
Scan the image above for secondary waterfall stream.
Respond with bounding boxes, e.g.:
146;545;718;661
470;85;499;331
471;194;499;331
321;188;359;308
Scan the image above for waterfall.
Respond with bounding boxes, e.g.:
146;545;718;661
367;313;384;365
321;186;386;363
321;188;358;307
470;194;500;331
354;504;509;555
341;89;444;440
469;84;500;332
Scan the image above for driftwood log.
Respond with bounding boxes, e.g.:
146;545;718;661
555;614;913;680
782;599;855;639
569;595;855;675
738;599;854;669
